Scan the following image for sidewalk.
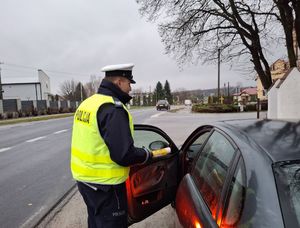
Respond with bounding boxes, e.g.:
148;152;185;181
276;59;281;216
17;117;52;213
36;187;176;228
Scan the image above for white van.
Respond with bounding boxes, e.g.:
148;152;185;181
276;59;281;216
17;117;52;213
184;99;192;106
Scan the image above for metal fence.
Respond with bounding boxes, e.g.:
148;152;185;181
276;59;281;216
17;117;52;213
37;100;47;112
3;99;18;112
0;99;79;118
21;101;34;113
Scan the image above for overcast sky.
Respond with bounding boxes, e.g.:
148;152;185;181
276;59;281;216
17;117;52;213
1;0;259;94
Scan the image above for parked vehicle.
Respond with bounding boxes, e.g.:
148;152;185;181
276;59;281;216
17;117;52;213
127;119;300;228
156;100;170;111
184;99;192;106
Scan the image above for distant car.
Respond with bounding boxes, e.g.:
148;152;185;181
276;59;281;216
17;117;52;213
127;119;300;228
184;99;192;106
156;100;170;111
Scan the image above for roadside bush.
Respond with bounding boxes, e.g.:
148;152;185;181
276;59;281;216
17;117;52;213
47;107;59;114
16;111;23;118
245;104;257;111
7;112;14;119
32;108;39;116
69;107;76;113
39;109;47;115
192;104;239;113
59;107;70;113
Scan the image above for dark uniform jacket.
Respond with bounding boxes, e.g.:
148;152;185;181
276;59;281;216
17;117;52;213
96;79;148;167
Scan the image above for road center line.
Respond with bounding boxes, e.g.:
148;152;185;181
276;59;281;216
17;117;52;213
151;113;165;118
54;129;68;134
26;136;46;143
0;147;12;153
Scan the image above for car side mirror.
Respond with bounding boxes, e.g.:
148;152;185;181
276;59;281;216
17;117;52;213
149;140;169;150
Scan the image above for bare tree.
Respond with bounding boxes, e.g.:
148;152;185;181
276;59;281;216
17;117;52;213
136;0;283;89
74;82;88;101
59;79;88;101
273;0;300;68
293;0;300;48
84;75;102;97
59;79;77;101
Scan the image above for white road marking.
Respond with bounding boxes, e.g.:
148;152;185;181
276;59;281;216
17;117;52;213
0;147;12;153
26;136;46;143
151;113;165;118
54;129;68;134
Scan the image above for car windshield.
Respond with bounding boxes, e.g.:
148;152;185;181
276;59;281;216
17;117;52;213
157;100;168;105
273;161;300;227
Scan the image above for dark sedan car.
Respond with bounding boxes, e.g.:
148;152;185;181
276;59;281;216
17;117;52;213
126;119;300;228
156;100;170;111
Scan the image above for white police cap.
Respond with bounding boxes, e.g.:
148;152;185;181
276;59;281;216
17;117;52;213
101;63;136;84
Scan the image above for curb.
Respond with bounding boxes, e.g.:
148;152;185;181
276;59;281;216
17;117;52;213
34;184;77;228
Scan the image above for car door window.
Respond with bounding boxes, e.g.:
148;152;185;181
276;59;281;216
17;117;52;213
187;131;211;159
221;157;246;227
133;130;169;151
192;131;236;219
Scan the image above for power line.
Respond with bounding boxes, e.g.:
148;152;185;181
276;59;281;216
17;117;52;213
4;62;94;77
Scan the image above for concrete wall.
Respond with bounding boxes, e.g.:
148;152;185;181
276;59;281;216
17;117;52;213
278;68;300;119
2;83;42;100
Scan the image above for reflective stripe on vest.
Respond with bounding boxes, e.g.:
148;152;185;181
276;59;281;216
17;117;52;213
71;94;133;184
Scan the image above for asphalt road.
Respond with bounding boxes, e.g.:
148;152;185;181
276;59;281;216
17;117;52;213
0;108;159;228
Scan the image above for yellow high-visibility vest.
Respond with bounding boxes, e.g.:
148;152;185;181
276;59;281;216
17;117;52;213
71;94;133;185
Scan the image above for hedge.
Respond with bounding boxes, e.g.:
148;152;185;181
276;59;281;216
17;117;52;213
192;104;239;113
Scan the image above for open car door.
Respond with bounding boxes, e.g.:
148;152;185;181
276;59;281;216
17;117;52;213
127;124;179;224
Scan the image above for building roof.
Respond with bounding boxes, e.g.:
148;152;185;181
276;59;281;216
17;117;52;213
276;67;296;88
2;77;39;84
240;87;257;95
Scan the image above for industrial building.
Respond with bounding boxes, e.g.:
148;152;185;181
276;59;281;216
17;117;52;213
2;69;51;100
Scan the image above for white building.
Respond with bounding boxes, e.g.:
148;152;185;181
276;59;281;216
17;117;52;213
2;69;51;100
268;68;300;119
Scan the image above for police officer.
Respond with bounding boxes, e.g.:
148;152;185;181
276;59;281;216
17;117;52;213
71;63;151;228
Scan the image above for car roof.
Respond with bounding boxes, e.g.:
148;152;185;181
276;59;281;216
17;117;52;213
157;100;168;103
216;119;300;163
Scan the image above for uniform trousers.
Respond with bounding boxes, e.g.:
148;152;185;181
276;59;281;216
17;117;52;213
77;181;128;228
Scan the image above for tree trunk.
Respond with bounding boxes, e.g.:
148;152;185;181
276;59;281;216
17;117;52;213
292;0;300;54
275;0;297;67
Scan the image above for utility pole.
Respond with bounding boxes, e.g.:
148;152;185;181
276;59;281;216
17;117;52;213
0;62;4;100
227;82;230;97
217;49;221;103
80;83;83;101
